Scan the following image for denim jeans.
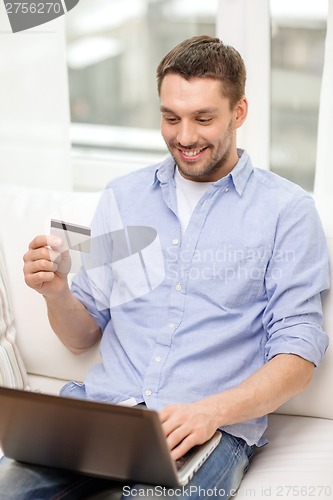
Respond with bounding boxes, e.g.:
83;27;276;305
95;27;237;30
0;431;253;499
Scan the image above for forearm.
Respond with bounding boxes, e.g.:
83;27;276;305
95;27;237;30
212;353;314;427
160;353;315;460
45;288;102;354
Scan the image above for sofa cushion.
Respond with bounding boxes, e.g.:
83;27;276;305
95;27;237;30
276;210;333;420
0;247;29;390
237;414;333;497
0;184;101;390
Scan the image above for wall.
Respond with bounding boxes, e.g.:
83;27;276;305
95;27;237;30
217;0;270;170
0;4;72;190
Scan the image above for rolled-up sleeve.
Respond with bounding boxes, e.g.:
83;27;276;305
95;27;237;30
71;269;111;332
263;195;330;366
70;187;114;332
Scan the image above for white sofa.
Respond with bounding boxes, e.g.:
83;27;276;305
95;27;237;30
0;183;332;498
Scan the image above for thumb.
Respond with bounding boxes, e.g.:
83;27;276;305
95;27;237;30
55;247;72;276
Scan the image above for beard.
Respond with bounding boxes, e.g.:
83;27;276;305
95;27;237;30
166;121;234;182
176;144;232;181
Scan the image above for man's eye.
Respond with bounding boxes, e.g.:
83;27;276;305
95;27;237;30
164;116;178;122
197;118;212;124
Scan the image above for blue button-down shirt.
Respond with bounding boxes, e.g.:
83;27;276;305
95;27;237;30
66;150;329;446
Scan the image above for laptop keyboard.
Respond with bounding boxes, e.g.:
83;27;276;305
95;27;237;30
175;446;199;470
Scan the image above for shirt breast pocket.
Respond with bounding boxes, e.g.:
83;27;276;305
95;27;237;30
197;245;268;309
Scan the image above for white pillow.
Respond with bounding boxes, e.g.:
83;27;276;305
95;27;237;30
0;184;101;385
0;247;29;389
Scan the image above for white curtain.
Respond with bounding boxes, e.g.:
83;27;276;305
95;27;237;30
0;5;72;190
314;0;333;200
217;0;271;170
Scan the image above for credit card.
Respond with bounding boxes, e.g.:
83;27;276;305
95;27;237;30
50;219;91;253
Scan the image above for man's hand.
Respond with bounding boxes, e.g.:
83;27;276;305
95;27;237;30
23;234;101;353
23;235;71;298
159;398;220;461
159;354;315;463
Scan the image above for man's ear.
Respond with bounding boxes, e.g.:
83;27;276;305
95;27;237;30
233;97;248;130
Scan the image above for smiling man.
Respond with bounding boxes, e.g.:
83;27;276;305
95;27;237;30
158;36;247;184
159;75;246;182
0;35;329;499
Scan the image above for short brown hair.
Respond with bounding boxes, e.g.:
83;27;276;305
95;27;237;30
156;35;246;108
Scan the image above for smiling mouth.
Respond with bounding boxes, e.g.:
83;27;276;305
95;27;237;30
178;147;207;160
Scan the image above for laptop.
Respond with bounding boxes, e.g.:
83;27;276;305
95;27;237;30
0;387;221;488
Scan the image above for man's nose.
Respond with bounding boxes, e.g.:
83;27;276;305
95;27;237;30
177;122;198;147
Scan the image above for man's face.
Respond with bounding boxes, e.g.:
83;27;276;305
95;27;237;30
160;74;244;182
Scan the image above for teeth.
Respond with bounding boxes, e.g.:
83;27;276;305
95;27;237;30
182;149;203;157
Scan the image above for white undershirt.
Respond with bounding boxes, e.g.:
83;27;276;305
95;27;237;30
174;167;214;235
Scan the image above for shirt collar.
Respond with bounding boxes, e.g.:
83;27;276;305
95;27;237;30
153;149;253;195
223;149;254;196
153;155;176;186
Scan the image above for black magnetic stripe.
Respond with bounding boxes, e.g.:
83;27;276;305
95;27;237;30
50;219;91;236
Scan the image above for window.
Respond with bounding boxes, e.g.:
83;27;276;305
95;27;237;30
270;0;328;190
66;0;217;153
66;0;328;193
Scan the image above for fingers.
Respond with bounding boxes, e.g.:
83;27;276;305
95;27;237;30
28;235;62;251
23;235;70;291
160;405;204;461
160;401;219;461
29;235;71;270
168;430;198;461
24;236;62;270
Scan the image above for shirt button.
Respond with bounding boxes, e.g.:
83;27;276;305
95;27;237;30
155;356;161;363
225;187;229;193
172;239;179;245
175;283;182;291
145;389;152;397
168;322;175;329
